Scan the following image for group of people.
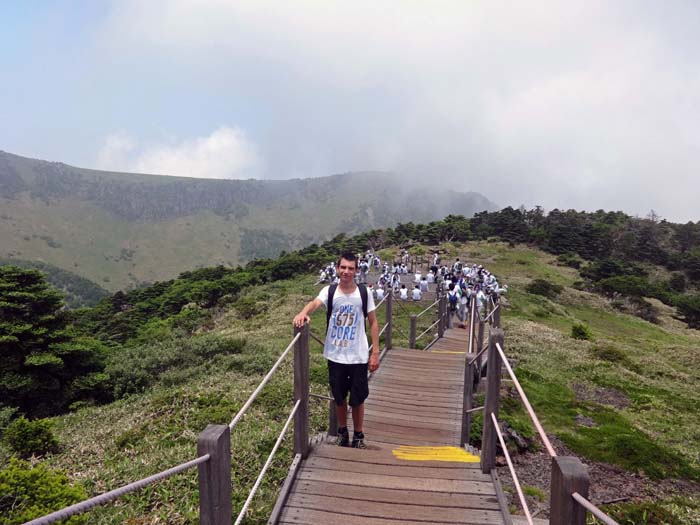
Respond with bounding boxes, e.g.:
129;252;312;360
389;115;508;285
296;250;507;451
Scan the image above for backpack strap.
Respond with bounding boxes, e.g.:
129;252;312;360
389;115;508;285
326;284;338;330
358;283;368;320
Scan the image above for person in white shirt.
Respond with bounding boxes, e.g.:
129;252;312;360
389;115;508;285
375;285;385;301
427;270;435;283
419;276;429;293
414;271;422;283
399;285;409;300
412;285;422;301
293;253;379;449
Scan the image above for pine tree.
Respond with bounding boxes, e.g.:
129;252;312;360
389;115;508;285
0;266;107;417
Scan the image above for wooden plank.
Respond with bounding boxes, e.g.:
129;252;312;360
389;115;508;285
297;468;497;495
364;408;460;426
279;507;502;525
285;494;504;524
293;479;500;509
361;418;459;439
304;456;490;481
366;398;462;414
312;444;483;469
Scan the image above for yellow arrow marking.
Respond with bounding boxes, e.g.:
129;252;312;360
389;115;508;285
392;446;480;463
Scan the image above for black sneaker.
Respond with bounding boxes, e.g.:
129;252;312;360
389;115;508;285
336;428;349;447
352;432;367;449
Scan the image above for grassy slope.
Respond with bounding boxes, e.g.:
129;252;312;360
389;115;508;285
4;241;699;524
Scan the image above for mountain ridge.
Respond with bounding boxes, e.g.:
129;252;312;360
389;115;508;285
0;150;498;289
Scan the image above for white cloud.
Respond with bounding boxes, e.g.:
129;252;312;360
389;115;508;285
90;0;700;220
96;127;261;179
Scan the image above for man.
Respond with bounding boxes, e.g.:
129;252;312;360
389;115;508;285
293;253;380;449
412;285;422;301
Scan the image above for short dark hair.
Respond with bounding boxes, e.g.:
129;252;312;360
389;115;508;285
337;252;358;269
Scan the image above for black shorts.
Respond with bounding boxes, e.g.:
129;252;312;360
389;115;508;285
327;360;369;407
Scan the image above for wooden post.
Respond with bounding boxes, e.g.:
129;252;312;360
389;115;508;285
461;354;475;446
328;398;338;437
409;315;417;349
293;323;310;458
385;292;393;350
438;295;445;338
550;456;590;525
481;328;504;473
492;295;501;328
198;424;232;525
476;320;485;380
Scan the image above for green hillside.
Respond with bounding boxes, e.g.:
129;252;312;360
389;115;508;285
0;150;497;291
2;230;700;523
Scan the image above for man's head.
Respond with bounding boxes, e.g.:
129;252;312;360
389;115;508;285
336;252;358;283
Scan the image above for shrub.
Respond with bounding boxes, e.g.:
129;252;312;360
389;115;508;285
4;417;59;457
525;279;563;299
668;273;687;293
571;323;593;341
590;343;629;364
235;295;268;320
556;253;581;268
597;275;648;297
676;294;700;329
0;458;87;525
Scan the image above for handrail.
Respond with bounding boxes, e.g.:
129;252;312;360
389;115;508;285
491;413;534;525
22;454;210;525
467;343;489;366
415;317;440;341
309;330;325;346
235;400;301;525
495;342;557;457
229;332;301;430
572;493;620;525
415;298;439;318
483;303;500;324
468;297;476;354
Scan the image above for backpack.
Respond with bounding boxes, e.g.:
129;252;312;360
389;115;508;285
448;290;459;311
326;284;369;331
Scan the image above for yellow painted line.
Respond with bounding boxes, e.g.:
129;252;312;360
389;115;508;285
392;446;480;463
431;350;465;354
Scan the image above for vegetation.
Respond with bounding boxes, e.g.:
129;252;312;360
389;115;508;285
2;208;700;523
0;458;87;525
3;417;58;458
0;266;107;417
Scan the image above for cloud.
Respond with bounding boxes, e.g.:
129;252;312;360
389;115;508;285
96;127;261;179
87;1;700;220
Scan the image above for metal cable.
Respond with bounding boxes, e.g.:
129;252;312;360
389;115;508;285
308;331;325;346
229;332;300;430
571;493;620;525
22;455;210;525
491;413;534;525
415;299;439;319
495;342;557;457
415;318;440;341
234;400;300;525
467;343;489;366
483;303;500;324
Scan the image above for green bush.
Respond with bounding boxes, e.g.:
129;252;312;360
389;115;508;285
525;278;563;299
571;323;593;341
590;343;628;364
235;295;268;320
0;458;87;525
676;294;700;329
4;416;58;457
556;253;581;268
597;275;648;297
106;334;246;397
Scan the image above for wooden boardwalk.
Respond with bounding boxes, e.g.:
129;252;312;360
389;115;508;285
274;328;506;525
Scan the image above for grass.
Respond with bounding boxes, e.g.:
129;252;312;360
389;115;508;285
3;240;700;523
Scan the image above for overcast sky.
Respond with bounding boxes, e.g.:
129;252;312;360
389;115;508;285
1;1;698;222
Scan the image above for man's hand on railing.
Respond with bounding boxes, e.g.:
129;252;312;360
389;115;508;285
293;313;310;328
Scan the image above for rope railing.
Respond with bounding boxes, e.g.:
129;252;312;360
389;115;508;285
415;317;440;341
229;332;301;430
494;342;557;458
483;303;500;324
22;454;211;525
491;413;534;525
415;298;439;318
572;493;620;525
234;400;301;525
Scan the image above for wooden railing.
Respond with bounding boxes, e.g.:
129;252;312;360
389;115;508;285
462;294;619;525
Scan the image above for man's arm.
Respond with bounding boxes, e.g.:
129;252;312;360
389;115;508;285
367;310;380;372
293;298;324;328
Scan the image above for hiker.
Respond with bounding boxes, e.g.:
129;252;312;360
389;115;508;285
293;252;380;449
412;285;422;301
419;276;429;293
399;284;409;300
